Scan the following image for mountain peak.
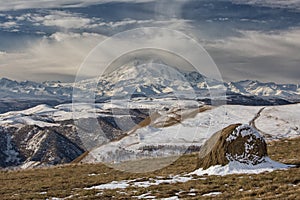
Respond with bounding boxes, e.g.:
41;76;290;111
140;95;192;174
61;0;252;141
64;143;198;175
0;68;299;104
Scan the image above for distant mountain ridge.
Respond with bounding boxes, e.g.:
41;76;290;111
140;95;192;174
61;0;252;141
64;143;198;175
227;80;300;98
0;63;299;113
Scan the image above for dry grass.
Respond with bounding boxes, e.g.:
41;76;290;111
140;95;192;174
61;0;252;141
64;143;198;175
0;137;299;200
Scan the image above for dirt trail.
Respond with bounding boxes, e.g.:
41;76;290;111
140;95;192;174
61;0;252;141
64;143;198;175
249;107;265;127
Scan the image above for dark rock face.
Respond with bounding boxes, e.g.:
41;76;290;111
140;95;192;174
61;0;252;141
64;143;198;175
0;127;21;167
0;125;85;168
198;124;268;170
0;109;149;169
28;129;84;165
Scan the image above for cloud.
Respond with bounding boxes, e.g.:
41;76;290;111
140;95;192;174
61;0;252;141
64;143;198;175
207;29;300;57
49;32;101;42
0;7;193;82
205;29;300;83
11;10;190;34
0;21;18;29
0;24;209;82
0;32;106;81
232;0;300;10
16;10;93;29
38;12;91;29
0;0;156;11
1;26;299;84
0;1;299;84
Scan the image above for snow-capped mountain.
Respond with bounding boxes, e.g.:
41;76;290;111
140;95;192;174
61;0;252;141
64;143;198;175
0;62;299;110
227;80;300;99
0;65;298;117
0;78;74;99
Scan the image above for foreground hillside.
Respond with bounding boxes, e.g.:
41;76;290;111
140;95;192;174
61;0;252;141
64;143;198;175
0;136;299;200
1;103;299;169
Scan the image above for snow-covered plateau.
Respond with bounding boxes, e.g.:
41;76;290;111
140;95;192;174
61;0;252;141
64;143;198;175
0;98;299;169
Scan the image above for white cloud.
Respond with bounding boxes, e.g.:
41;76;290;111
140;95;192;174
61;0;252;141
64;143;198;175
42;12;91;29
0;0;155;11
207;29;300;58
1;26;299;84
0;21;18;29
0;10;193;81
101;19;154;28
14;10;191;31
232;0;300;10
94;18;191;29
18;11;93;29
0;22;202;82
49;32;103;41
0;32;106;81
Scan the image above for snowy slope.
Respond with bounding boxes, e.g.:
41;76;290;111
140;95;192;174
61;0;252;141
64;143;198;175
83;103;300;164
256;104;300;139
0;99;201;127
0;95;299;168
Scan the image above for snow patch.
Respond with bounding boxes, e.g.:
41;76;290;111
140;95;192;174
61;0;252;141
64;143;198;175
190;157;292;176
132;176;193;188
87;180;130;190
20;161;41;169
85;175;194;191
134;192;156;199
202;191;222;196
226;124;262;142
161;197;180;200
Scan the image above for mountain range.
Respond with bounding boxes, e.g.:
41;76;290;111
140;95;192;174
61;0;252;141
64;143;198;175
0;62;299;169
0;63;299;113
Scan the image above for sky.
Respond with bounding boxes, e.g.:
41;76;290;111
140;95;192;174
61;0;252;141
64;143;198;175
0;0;299;84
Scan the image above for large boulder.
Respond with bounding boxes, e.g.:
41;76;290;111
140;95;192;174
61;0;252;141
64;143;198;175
197;124;268;170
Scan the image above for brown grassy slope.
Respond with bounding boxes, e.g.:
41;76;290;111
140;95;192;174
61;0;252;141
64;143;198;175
0;137;299;200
